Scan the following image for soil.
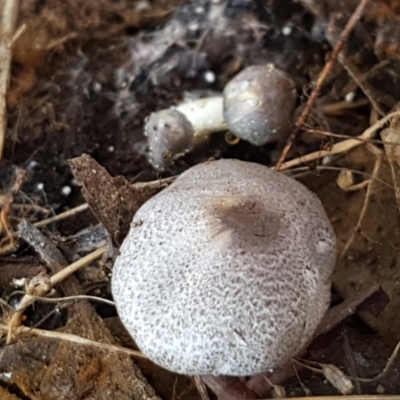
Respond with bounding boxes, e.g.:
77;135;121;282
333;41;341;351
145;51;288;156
2;0;400;399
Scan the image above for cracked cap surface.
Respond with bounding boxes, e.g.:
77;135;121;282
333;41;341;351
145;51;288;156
112;159;336;376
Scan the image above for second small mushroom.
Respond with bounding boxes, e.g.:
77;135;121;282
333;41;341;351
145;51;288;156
112;159;336;376
144;64;297;170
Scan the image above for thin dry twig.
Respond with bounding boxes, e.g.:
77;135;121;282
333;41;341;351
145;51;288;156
9;292;115;307
353;340;400;383
278;111;400;171
0;0;19;161
294;338;400;385
382;127;400;213
304;127;400;147
6;244;105;342
275;0;370;171
339;144;383;259
193;376;211;400
49;245;106;287
33;203;89;227
0;322;146;359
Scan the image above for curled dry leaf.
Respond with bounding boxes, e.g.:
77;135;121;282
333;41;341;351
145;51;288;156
321;363;354;395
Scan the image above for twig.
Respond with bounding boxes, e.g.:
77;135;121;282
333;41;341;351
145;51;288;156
288;165;392;189
304;127;400;147
33;203;89;227
278;111;400;171
9;292;115;307
49;246;106;287
353;340;400;383
339;144;382;259
0;322;146;359
275;0;370;171
0;0;19;161
7;237;105;343
294;339;400;384
342;332;361;394
193;376;211;400
382;127;400;213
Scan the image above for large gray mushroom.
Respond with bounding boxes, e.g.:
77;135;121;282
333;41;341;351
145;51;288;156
112;159;336;376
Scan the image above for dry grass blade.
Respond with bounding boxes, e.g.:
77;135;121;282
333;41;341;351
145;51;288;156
33;203;89;227
278;111;400;171
193;376;211;400
0;0;19;161
0;322;146;359
49;245;105;286
382;127;400;213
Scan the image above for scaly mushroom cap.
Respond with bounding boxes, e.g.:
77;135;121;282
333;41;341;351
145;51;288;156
223;64;297;146
112;159;336;376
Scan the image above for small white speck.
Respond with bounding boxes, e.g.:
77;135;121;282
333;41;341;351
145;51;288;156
282;25;292;36
108;145;115;153
27;160;38;170
322;155;334;165
135;0;151;11
92;81;102;93
61;186;72;196
13;277;26;288
203;70;216;84
195;6;204;14
188;22;200;32
35;183;44;191
345;91;356;102
1;372;12;380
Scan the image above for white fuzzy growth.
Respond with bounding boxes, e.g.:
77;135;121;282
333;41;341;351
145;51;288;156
112;160;336;376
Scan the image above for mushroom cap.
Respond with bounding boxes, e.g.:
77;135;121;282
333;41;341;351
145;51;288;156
223;64;297;146
144;109;195;170
112;159;336;376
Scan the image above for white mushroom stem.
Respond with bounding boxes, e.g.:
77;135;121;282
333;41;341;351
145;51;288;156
174;96;227;142
144;96;228;170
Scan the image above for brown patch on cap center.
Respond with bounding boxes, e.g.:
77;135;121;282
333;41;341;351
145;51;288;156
209;195;283;249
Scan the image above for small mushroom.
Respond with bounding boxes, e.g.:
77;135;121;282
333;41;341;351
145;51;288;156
144;109;195;170
112;159;336;376
223;64;297;146
144;64;297;170
145;97;227;170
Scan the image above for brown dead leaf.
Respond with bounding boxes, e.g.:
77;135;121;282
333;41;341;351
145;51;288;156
68;154;174;245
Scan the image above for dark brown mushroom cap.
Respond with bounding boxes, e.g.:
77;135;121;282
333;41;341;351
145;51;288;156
223;64;297;146
112;159;336;376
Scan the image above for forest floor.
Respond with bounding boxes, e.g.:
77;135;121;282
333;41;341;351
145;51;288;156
1;0;400;399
